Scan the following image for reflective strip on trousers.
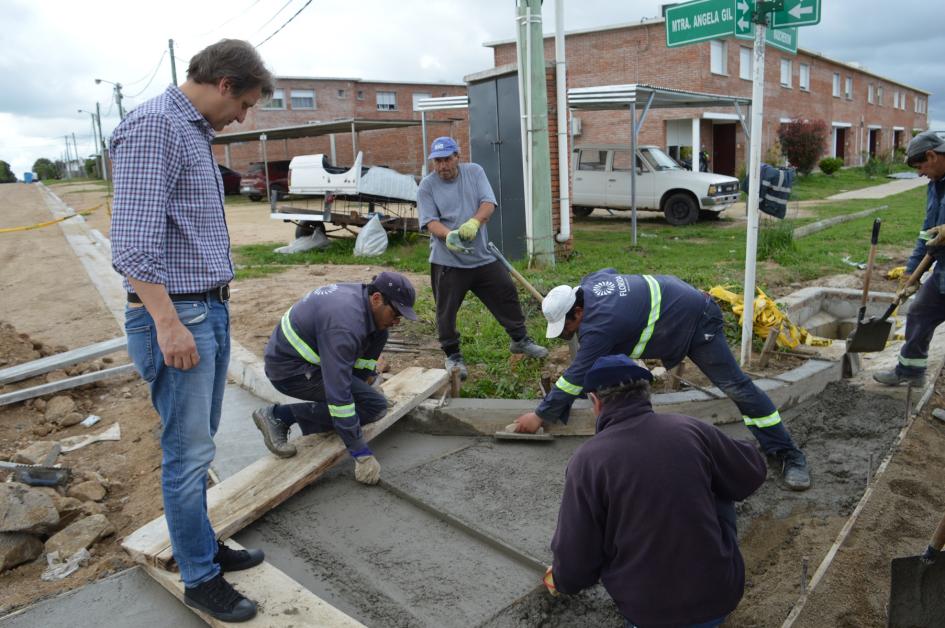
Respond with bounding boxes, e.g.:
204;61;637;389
899;355;928;368
355;358;378;370
555;376;583;396
630;275;662;359
329;403;356;418
280;308;321;365
743;410;782;428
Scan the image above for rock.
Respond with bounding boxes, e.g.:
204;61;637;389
44;395;76;422
58;412;85;428
0;533;44;572
67;481;107;503
32;423;53;437
44;514;114;558
0;484;59;534
44;369;69;383
76;502;106;517
13;441;58;465
32;398;47;412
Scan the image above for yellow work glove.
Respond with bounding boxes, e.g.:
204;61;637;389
897;282;920;302
927;225;945;248
354;455;381;485
445;230;472;254
458;218;481;241
543;566;559;597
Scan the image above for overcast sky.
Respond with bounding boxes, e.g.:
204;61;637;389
1;0;941;176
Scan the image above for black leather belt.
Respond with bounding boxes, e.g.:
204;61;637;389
127;285;230;304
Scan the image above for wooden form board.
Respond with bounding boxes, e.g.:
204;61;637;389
0;336;127;385
145;542;365;627
122;366;447;569
0;364;136;406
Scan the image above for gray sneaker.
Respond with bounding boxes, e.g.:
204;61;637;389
445;353;468;381
510;336;549;359
252;405;297;458
873;369;925;387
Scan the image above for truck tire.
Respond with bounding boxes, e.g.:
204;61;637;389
699;209;722;221
662;193;699;226
248;194;262;202
572;206;594;218
295;221;325;239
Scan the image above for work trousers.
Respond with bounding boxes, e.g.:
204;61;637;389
270;372;388;436
125;298;229;588
687;299;800;456
430;260;528;356
896;279;945;377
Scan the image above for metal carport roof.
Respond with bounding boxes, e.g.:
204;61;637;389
211;118;421;145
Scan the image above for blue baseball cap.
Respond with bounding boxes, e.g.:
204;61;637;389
583;355;653;393
428;136;460;160
372;272;418;320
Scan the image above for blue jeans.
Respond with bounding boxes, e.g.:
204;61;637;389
125;298;230;588
688;299;799;456
896;279;945;377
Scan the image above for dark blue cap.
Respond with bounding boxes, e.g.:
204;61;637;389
583;354;653;393
372;271;418;320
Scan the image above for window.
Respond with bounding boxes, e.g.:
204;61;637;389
901;94;907;111
577;150;606;171
739;46;752;80
844;77;853;99
290;89;315;109
799;63;810;91
877;86;884;106
262;88;285;109
893;91;900;109
376;91;397;111
412;92;432;111
356;90;365;100
780;59;792;87
710;40;727;75
337;89;346;98
832;73;841;97
868;83;875;104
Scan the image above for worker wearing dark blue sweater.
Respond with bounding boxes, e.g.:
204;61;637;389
543;354;767;627
512;268;810;490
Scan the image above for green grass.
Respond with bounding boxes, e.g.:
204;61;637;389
789;162;913;201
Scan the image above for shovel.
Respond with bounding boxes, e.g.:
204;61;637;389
0;444;71;487
888;510;945;627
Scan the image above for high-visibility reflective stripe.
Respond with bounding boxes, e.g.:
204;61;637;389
355;358;378;370
329;403;356;418
555;376;583;396
630;275;662;359
899;355;928;367
280;308;321;365
919;229;934;241
743;410;782;428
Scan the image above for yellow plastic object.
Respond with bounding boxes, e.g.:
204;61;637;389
886;266;906;280
709;286;832;349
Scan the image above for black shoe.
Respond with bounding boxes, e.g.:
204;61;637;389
184;572;257;622
780;450;811;491
214;540;264;572
252;405;297;458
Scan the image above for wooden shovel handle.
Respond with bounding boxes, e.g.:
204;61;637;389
860;219;882;309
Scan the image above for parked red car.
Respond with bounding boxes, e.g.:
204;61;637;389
217;165;242;195
239;160;291;202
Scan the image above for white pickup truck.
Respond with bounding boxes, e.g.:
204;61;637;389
571;144;741;225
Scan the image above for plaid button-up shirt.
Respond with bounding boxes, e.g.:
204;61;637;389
110;85;233;294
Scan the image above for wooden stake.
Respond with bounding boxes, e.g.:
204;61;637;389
758;326;780;368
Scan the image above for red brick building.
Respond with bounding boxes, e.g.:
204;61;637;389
486;18;931;175
213;77;468;176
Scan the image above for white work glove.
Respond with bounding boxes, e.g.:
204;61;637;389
926;225;945;248
445;230;472;254
897;282;920;302
354;455;381;485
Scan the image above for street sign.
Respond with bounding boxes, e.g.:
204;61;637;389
734;0;752;38
766;25;798;53
665;0;736;48
772;0;821;28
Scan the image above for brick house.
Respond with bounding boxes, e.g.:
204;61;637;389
213;77;468;176
486;18;931;175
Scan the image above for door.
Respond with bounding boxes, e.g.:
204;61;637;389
573;148;609;208
712;124;736;175
835;128;846;161
869;129;879;158
606;148;655;210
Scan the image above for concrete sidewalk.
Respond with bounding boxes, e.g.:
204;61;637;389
825;175;927;200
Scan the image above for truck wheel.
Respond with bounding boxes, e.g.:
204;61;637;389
572;206;594;218
662;193;699;226
295;222;325;239
248;194;262;202
699;209;722;221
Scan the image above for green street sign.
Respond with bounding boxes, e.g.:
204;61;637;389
665;0;736;48
734;0;752;37
766;25;798;53
772;0;821;28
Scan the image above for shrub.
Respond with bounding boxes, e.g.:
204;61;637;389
32;158;60;181
758;220;796;260
777;118;829;175
818;157;843;176
864;154;891;179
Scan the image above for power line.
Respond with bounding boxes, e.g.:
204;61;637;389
124;50;168;87
127;51;168;98
255;0;295;33
256;0;313;48
195;0;265;37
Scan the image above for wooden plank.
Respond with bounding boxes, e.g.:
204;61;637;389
145;542;364;627
0;364;136;406
0;336;127;385
123;366;447;568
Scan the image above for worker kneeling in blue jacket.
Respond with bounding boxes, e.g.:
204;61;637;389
252;271;418;485
512;268;810;490
543;354;767;628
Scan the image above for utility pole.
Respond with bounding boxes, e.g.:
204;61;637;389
115;83;126;120
64;136;73;179
169;39;178;84
72;133;82;177
96;102;108;181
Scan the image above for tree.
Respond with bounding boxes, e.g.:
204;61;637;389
0;160;14;183
777;118;829;176
32;158;60;181
84;157;99;178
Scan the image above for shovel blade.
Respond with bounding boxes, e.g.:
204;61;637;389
889;555;945;627
846;319;894;353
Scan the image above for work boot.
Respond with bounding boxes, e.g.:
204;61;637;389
184;573;257;622
873;369;925;388
779;450;811;492
510;335;549;359
252;405;297;458
445;353;468;381
214;540;264;573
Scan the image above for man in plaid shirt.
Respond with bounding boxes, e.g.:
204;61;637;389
110;39;272;623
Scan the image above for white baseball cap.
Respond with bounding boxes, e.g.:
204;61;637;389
543;285;579;338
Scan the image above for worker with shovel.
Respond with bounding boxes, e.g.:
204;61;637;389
874;130;945;388
511;268;812;490
252;272;417;486
543;354;766;627
417;136;547;380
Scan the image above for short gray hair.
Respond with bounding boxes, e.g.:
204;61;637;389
187;39;274;98
594;379;651;405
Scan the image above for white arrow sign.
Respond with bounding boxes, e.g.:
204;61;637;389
737;0;749;11
737;16;749;30
789;2;813;18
